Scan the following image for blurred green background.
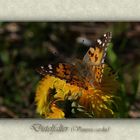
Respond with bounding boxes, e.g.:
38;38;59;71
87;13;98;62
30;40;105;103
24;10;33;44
0;22;139;118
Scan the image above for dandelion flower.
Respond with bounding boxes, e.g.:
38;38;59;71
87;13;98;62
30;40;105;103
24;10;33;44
35;64;119;118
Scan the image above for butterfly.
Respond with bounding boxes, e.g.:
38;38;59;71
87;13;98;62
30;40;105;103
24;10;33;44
36;32;112;89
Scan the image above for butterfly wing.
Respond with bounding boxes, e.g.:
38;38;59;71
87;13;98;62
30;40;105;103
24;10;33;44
36;32;112;88
83;32;112;65
36;63;87;89
83;32;112;83
93;63;105;83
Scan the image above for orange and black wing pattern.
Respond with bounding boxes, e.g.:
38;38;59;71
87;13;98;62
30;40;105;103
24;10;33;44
36;63;87;89
83;32;112;83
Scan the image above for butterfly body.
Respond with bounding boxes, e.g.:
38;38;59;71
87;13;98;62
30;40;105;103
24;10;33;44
36;32;112;89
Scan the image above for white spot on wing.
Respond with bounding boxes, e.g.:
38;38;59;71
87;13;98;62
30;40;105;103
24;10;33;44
104;34;107;37
97;39;102;45
101;59;104;63
48;64;53;69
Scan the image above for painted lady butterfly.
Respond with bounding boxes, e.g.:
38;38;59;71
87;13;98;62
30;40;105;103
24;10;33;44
36;32;112;89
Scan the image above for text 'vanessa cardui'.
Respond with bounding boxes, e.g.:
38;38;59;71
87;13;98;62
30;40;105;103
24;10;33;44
36;32;112;89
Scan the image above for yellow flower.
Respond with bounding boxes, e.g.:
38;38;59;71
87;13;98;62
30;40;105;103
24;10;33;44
35;75;55;116
35;65;119;118
79;89;116;117
47;104;65;119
